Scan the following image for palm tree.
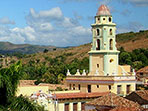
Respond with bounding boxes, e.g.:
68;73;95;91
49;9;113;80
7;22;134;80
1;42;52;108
0;61;45;111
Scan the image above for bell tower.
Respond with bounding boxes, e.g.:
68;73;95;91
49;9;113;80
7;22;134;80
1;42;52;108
89;5;120;76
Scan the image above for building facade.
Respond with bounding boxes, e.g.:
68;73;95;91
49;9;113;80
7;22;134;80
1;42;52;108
66;5;136;97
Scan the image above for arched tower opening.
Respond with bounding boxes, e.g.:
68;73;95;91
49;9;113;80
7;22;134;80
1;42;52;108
97;29;100;36
96;39;100;50
109;39;113;50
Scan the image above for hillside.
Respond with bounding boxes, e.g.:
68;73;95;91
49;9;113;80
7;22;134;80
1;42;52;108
20;30;148;64
0;42;57;54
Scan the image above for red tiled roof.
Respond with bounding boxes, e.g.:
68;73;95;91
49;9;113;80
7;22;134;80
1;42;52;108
53;92;109;99
134;90;148;101
19;80;36;86
110;107;142;111
137;66;148;73
87;93;143;111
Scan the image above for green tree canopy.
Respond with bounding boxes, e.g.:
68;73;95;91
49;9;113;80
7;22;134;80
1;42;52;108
0;61;45;111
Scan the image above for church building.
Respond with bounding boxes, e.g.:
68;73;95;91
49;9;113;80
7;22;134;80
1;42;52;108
49;5;137;111
66;5;136;97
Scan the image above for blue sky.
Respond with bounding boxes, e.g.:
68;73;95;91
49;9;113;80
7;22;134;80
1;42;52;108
0;0;148;47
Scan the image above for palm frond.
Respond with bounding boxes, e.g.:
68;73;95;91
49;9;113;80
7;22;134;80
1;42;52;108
9;95;45;111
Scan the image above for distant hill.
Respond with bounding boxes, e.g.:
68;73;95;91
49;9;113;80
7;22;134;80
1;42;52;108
0;42;58;54
20;30;148;64
0;30;148;56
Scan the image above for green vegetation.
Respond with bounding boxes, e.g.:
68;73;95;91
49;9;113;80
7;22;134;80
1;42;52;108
119;47;148;70
0;61;45;111
21;53;89;84
116;30;148;43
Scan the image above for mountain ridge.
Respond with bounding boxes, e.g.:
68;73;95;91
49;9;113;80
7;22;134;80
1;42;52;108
0;30;148;54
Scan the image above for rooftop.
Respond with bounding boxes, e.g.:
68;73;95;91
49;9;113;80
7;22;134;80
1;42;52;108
137;66;148;73
126;90;148;105
52;92;109;100
87;93;143;111
135;90;148;101
96;5;111;16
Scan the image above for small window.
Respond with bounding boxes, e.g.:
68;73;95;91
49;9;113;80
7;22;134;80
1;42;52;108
109;17;112;22
96;39;100;50
97;29;100;36
108;85;111;90
127;85;131;94
117;85;122;94
65;103;69;111
81;102;85;111
97;85;99;88
110;29;113;35
110;59;114;63
109;39;113;50
73;103;77;111
103;18;105;20
97;64;99;68
69;84;71;90
73;84;75;90
88;85;91;93
78;84;81;90
98;17;100;22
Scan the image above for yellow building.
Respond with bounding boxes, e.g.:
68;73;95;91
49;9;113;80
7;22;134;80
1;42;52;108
66;5;136;97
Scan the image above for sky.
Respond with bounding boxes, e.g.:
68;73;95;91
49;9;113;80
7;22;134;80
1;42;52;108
0;0;148;47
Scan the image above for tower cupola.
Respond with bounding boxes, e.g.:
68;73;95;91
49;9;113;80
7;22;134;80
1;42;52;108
96;5;111;16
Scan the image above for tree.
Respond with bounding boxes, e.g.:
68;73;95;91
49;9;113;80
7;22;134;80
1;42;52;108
119;52;132;65
43;49;48;53
0;61;45;111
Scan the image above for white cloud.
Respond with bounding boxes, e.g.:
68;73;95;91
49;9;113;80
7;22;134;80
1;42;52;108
121;0;148;6
0;7;91;47
117;21;144;33
0;17;15;25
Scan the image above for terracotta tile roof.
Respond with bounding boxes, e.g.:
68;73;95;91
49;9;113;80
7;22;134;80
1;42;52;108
53;92;109;100
87;93;143;111
19;80;36;86
110;107;143;111
137;66;148;73
133;90;148;101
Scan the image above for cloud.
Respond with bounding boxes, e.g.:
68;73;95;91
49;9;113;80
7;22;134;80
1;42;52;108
121;0;148;6
0;17;15;25
117;21;143;33
0;7;91;47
